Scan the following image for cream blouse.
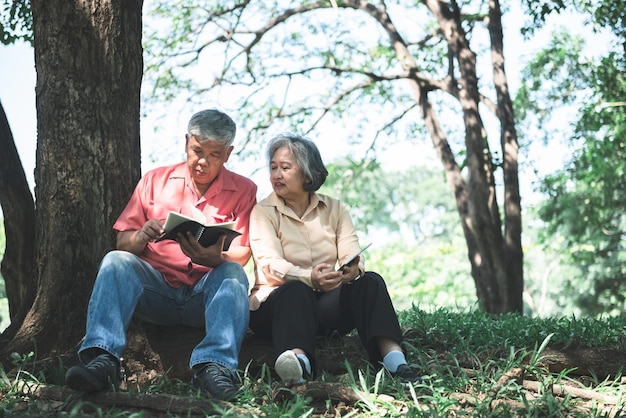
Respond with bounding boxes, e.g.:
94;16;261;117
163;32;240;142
248;192;365;310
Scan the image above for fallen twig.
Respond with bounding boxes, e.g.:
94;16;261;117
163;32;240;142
522;380;620;405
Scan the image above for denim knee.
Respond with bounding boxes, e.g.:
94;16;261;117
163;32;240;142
99;250;147;276
215;261;249;287
194;262;249;296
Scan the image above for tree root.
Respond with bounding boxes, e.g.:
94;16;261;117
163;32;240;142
14;381;256;417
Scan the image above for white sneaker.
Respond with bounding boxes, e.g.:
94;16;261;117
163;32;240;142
275;350;306;383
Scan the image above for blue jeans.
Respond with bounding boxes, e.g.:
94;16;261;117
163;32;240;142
79;250;249;370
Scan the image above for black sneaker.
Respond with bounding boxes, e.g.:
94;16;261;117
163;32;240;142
192;362;240;401
65;353;121;392
392;364;421;386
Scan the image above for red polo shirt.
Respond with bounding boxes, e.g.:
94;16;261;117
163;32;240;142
114;162;257;288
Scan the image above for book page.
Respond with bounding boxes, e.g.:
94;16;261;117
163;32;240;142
162;212;198;232
189;206;207;224
162;212;237;233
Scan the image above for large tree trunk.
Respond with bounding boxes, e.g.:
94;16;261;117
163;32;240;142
1;0;143;360
0;100;36;342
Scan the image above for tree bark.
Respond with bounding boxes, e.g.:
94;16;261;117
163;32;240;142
488;0;524;312
0;100;36;342
1;0;143;361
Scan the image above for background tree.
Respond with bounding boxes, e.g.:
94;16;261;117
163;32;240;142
144;0;523;313
0;0;143;363
0;100;35;334
516;0;625;316
0;0;35;335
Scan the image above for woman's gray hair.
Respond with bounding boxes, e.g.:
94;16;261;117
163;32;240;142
267;132;328;192
187;109;237;147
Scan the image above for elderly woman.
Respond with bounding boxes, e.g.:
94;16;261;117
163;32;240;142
248;132;420;385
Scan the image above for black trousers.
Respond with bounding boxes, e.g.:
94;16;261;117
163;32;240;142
249;271;404;374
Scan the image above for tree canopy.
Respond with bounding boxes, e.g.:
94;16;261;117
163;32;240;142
0;0;32;44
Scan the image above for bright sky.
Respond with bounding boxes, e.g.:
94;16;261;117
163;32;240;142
0;1;610;207
1;41;36;190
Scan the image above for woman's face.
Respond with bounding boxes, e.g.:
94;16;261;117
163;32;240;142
270;146;308;200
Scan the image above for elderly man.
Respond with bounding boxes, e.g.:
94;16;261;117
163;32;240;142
65;109;257;401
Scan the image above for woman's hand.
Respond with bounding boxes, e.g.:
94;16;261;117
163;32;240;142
340;256;361;283
311;263;342;292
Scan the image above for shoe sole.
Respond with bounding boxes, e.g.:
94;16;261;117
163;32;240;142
275;350;303;382
400;379;422;387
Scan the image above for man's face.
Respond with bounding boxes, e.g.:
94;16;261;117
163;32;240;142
185;134;233;192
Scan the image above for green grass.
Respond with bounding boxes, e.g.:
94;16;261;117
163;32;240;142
399;307;626;352
2;307;626;416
